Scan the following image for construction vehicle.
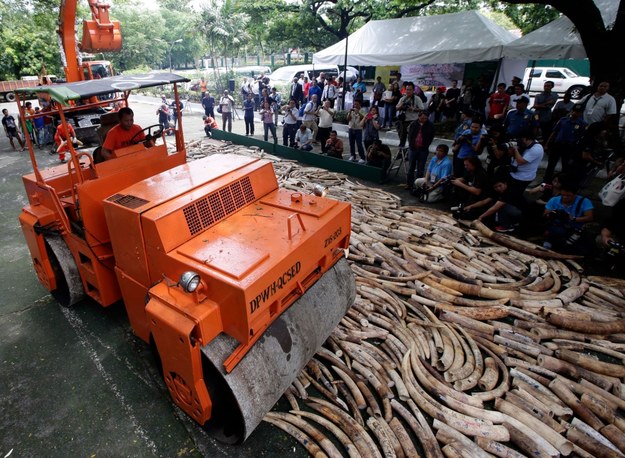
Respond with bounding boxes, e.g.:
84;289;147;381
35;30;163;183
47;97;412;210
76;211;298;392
0;77;40;102
59;0;121;82
53;0;121;144
15;74;355;443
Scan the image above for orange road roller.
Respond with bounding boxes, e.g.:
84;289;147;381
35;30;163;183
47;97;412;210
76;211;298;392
15;74;355;442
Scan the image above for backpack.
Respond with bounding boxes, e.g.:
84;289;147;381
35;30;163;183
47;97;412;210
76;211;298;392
298;103;307;117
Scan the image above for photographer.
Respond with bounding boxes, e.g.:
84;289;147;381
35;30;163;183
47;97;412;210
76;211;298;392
366;139;392;173
507;129;544;198
395;82;424;151
414;144;453;203
325;130;344;159
452;120;487;177
317;100;335;154
361;106;381;151
451;156;488;210
461;176;525;232
347;100;366;163
302;94;319;141
281;100;299;147
543;178;593;253
596;199;625;271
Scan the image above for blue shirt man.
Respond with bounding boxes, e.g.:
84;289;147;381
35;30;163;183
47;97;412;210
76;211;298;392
503;96;535;139
458;123;487;159
426;149;453;184
308;80;322;102
552;109;586;145
454;114;472;141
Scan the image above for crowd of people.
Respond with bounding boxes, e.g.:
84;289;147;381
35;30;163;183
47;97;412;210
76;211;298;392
2;69;623;267
192;71;623;266
151;69;625;266
411;76;623;268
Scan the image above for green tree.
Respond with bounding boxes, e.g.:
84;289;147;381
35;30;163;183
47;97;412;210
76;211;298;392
106;7;166;71
198;0;250;68
502;0;624;108
0;0;61;80
491;1;559;34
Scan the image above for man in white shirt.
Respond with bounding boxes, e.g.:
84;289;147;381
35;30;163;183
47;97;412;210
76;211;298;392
582;81;617;125
302;94;319;141
508;129;544;197
317;100;334;154
295;125;313;151
281;100;299;147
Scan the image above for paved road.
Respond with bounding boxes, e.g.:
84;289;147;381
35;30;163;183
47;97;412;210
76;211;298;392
0;99;306;457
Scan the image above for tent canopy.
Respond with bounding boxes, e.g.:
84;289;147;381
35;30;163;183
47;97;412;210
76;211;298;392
503;0;617;60
503;16;585;59
313;11;517;66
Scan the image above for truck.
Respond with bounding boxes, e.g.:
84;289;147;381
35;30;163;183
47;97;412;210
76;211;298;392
14;74;354;442
0;77;41;102
523;66;590;99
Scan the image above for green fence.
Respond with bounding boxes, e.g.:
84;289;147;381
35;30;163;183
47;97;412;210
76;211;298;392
210;130;386;183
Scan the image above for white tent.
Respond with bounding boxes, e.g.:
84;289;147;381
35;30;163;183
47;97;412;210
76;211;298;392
503;16;586;60
313;11;517;66
503;0;617;60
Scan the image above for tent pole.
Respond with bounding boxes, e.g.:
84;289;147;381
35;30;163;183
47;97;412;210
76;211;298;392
342;34;349;111
526;59;536;94
492;58;503;92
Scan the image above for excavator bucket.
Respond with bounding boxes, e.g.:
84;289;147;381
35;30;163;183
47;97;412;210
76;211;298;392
81;19;122;53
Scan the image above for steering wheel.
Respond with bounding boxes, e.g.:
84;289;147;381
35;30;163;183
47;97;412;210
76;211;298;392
130;124;164;145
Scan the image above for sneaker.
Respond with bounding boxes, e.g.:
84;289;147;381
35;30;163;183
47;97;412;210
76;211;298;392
358;158;366;164
348;156;357;162
495;225;513;233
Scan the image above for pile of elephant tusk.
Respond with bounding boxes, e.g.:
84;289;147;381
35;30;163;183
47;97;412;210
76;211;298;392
189;141;625;458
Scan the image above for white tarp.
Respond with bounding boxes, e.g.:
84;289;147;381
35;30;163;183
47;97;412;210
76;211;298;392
503;0;617;60
313;11;517;66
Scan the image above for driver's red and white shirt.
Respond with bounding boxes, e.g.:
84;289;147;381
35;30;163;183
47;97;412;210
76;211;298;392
103;124;145;151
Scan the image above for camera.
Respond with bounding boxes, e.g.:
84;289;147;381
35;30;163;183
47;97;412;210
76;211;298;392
450;203;464;212
548;209;569;221
607;240;624;257
565;228;583;246
503;141;517;150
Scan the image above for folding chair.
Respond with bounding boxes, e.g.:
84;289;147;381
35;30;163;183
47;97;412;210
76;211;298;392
387;147;409;177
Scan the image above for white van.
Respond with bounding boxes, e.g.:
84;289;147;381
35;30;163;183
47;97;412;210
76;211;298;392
523;67;589;99
268;64;356;88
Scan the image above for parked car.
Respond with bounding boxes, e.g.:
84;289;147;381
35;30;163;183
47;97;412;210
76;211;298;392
523;67;589;99
268;64;356;89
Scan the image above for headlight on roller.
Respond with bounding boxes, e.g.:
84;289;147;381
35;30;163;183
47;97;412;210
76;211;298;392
179;271;201;293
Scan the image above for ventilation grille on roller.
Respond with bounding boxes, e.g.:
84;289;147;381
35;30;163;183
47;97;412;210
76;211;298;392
106;193;149;209
183;177;255;235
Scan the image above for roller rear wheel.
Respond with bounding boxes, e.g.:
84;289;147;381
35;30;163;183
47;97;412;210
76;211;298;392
45;236;85;306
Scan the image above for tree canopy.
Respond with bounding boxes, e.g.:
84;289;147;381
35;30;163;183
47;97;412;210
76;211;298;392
0;0;615;101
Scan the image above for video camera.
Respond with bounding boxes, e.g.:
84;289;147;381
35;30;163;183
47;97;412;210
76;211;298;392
412;175;453;202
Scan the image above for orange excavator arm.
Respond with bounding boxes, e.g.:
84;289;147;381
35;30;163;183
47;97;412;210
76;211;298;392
58;0;122;82
81;0;122;52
